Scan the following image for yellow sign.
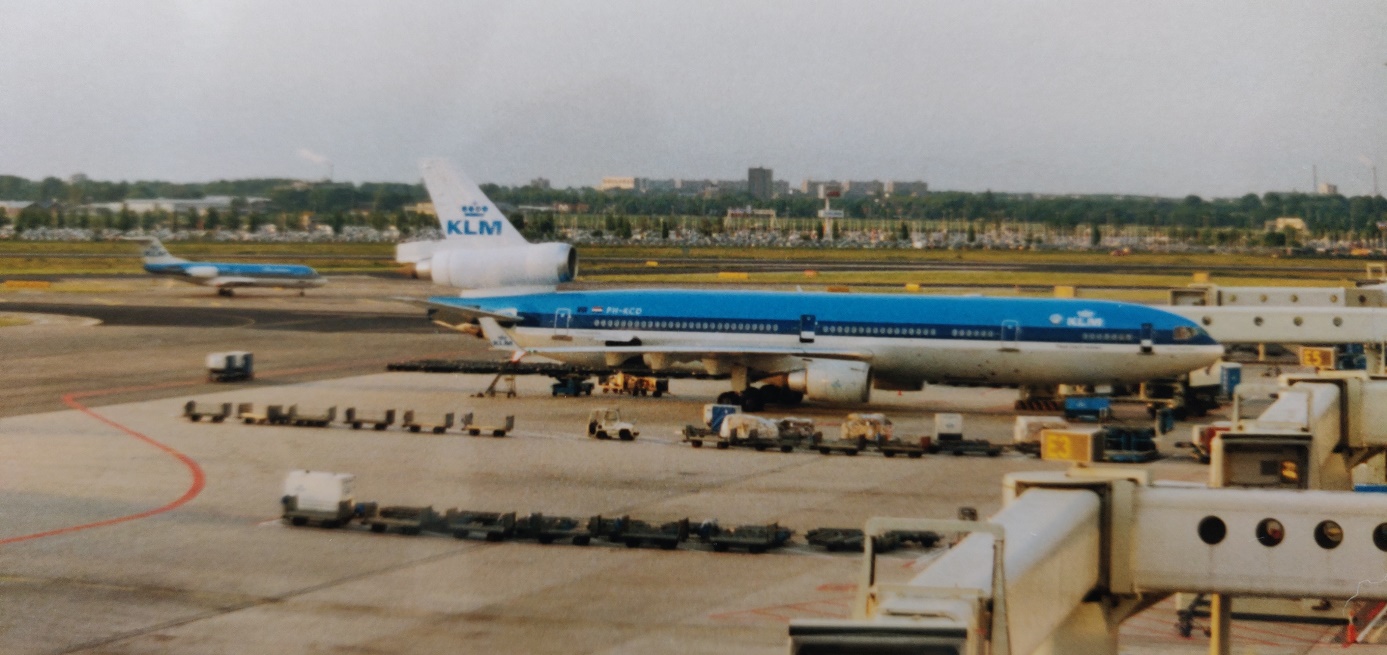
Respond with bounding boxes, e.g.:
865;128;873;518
1041;430;1099;464
1300;347;1336;369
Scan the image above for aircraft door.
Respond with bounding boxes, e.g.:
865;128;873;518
1000;320;1020;351
800;314;817;344
1140;323;1153;354
554;308;572;340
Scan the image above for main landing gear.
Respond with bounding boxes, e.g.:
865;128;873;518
716;385;805;412
217;288;235;297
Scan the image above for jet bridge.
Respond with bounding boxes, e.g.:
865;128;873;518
1215;370;1387;491
1166;285;1387;373
790;469;1387;655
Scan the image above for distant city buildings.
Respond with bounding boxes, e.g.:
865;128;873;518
748;167;773;201
1266;217;1308;232
1317;182;1339;196
0;201;34;218
596;166;925;200
528;177;551;190
885;180;929;197
81;196;268;216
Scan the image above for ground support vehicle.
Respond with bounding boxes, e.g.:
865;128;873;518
344;407;395;430
1063;396;1113;422
930;436;1002;457
286;406;336;428
550;377;594;397
681;424;725;448
361;504;437;535
601;372;668;397
681;404;742;448
183;401;231;422
281;470;356;528
705;523;794;554
464;414;514;437
589;515;688;549
812;433;867;456
206;351;253;382
842;413;893;442
512;513;593;545
442;510;516;541
1098;426;1161;463
806;528;874;552
872;436;931;458
587;408;638;441
401;410;455;434
237;403;289;425
805;527;942;552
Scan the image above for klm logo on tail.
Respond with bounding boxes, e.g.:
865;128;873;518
446;219;504;236
446;203;501;236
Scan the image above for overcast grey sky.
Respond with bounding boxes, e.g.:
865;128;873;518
1;1;1383;197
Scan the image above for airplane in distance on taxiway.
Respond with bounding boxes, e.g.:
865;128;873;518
128;237;326;297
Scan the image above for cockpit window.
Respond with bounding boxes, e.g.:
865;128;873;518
1173;326;1203;341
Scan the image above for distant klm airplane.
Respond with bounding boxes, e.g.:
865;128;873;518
129;237;326;296
400;159;1222;410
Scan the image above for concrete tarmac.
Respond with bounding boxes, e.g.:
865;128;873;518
0;277;1376;654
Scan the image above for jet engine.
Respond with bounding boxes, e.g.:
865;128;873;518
785;359;872;404
185;265;219;279
409;242;577;291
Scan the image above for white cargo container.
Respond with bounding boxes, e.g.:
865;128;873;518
934;413;965;440
720;414;781;440
282;470;354;513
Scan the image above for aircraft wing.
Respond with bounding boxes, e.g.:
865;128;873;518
391;297;522;326
209;277;260;288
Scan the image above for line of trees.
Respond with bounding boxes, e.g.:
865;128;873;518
2;173;1385;238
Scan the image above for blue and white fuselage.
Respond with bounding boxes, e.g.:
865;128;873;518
131;237;326;295
428;289;1222;388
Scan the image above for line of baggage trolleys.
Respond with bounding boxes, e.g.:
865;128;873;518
681;406;1004;458
183;400;515;437
186;399;1162;462
280;471;943;555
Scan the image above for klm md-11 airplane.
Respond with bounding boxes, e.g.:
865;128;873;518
130;237;326;297
400;159;1222;410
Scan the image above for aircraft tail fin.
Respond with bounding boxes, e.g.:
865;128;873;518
420;158;529;249
124;237;186;265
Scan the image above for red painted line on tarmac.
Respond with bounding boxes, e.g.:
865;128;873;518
1;350;472;547
0;393;206;546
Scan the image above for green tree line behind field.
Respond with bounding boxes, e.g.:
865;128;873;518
3;173;1386;239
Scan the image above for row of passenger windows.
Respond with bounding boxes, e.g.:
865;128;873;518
1082;332;1136;342
591;319;777;332
822;325;940;337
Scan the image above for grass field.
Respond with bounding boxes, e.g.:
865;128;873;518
1;242;1379;294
